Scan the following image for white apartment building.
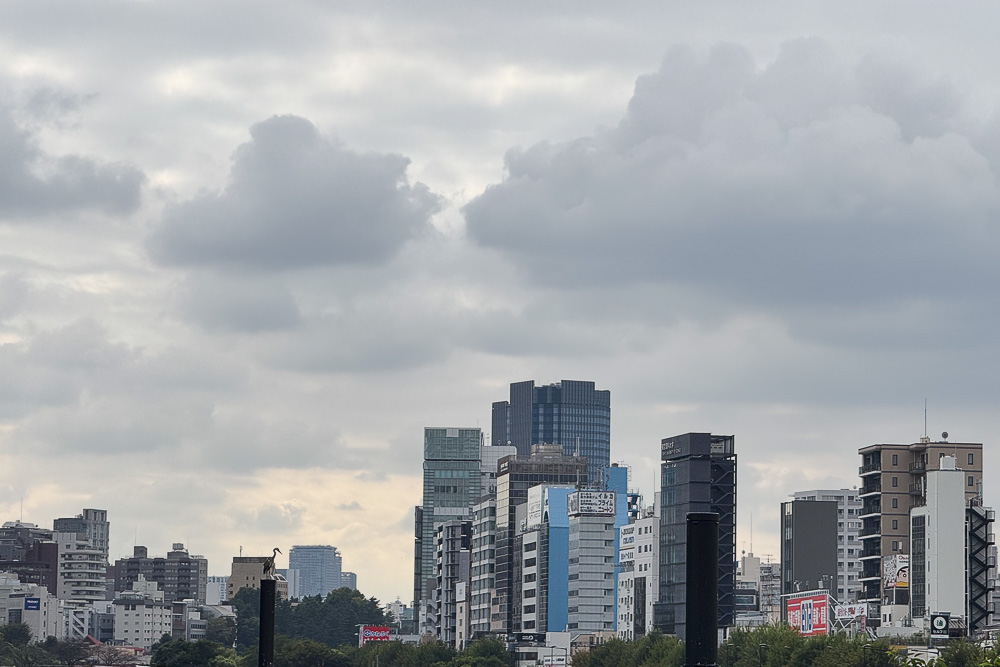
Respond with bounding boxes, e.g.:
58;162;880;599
792;488;862;602
910;456;967;628
114;576;172;650
0;573;62;640
617;502;659;640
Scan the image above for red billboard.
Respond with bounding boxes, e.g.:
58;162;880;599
359;625;391;646
785;593;829;636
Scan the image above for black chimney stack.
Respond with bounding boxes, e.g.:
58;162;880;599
685;512;719;667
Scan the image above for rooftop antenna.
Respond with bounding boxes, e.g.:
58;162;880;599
924;399;927;439
750;511;753;554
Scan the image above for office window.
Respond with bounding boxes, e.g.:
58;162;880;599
969;476;975;487
892;477;898;488
892;498;898;509
969;453;974;465
892;454;898;465
892;520;898;530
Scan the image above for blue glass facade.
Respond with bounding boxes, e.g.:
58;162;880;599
492;380;611;484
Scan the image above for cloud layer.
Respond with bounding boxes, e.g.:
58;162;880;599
149;115;441;270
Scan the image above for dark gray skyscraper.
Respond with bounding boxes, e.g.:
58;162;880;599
492;380;611;483
655;433;737;640
289;545;342;599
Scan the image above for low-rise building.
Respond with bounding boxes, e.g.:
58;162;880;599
113;575;172;650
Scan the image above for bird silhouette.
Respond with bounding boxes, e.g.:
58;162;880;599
263;547;281;579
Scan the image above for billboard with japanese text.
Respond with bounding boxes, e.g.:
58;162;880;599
786;593;829;636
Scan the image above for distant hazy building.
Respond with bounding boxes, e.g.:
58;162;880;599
289;545;342;599
53;509;109;563
791;489;862;602
470;496;498;638
0;573;61;640
431;520;472;644
0;522;58;594
115;544;208;604
341;571;357;591
205;575;229;606
492;379;611;483
228;556;289;601
780;500;838;597
655;433;737;640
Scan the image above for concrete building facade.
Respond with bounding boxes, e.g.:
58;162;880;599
780;500;838;597
617;501;660;640
114;543;208;604
791;489;863;602
492;445;588;633
858;437;983;626
567;491;617;633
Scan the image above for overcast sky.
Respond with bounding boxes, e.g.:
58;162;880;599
3;1;1000;605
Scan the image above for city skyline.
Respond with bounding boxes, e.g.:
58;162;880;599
2;1;1000;608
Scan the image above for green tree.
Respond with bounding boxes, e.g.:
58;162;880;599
151;638;229;667
206;616;238;647
0;624;32;647
40;638;90;667
274;637;350;667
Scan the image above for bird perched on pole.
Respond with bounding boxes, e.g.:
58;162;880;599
263;547;281;579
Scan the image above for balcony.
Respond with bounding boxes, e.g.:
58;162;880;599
909;460;926;472
860;481;882;497
909;482;925;496
859;463;882;476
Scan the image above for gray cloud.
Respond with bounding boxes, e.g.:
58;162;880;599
464;41;1000;312
148;115;441;270
0;105;143;219
175;273;301;333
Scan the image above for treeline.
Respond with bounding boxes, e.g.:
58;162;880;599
151;636;511;667
570;626;1000;667
227;586;391;649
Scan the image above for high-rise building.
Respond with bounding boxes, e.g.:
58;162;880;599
779;500;838;597
289;545;342;599
492;445;588;633
470;496;499;638
114;543;208;604
567;490;618;633
431;520;472;644
655;433;737;640
492;380;611;483
414;428;483;616
341;571;357;591
858;437;983;627
617;497;660;640
53;509;109;564
791;489;862;602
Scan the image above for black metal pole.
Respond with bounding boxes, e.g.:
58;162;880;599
686;511;719;667
259;579;277;667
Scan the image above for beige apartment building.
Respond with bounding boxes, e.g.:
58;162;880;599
858;437;983;626
227;556;289;602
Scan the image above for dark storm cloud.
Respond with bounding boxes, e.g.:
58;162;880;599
148;115;441;270
0;106;144;219
464;41;1000;309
